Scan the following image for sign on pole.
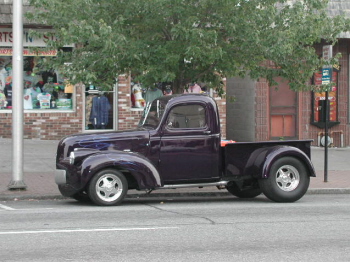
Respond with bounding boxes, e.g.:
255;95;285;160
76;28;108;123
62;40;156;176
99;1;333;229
321;68;332;85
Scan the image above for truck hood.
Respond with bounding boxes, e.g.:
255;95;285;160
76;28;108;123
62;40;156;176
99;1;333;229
56;128;150;162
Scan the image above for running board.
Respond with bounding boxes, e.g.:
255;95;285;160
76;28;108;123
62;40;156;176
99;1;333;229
159;181;230;189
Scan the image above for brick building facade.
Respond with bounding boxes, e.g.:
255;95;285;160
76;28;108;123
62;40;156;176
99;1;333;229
226;0;350;147
227;40;350;147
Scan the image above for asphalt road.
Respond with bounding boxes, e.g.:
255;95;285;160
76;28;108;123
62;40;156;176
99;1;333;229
1;195;350;262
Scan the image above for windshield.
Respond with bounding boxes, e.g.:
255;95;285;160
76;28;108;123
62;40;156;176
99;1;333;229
138;99;167;128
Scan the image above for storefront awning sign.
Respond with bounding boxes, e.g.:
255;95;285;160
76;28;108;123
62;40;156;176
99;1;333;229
0;28;74;47
0;48;57;56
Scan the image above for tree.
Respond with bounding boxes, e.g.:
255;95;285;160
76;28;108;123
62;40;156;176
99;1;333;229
27;0;350;93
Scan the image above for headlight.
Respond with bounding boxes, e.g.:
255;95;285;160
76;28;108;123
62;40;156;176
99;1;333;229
69;151;75;165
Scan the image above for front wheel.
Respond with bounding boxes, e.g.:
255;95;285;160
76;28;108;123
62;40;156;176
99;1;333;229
88;169;128;206
259;157;310;203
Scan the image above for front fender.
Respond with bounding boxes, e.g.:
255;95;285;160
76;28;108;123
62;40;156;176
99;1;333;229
80;151;161;190
245;146;316;179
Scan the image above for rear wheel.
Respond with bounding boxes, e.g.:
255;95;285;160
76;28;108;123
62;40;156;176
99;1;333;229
88;169;128;206
259;157;310;202
226;182;262;198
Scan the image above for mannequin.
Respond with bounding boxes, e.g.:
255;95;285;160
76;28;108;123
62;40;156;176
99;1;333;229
132;83;145;108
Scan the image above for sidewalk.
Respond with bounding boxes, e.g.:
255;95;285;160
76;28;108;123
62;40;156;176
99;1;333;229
0;138;349;201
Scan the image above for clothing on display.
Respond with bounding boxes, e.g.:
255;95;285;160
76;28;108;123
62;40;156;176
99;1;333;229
23;88;33;109
85;95;94;128
89;95;111;129
145;87;163;104
184;83;202;94
4;82;12;107
0;92;6;108
43;80;56;93
42;70;57;84
0;68;7;91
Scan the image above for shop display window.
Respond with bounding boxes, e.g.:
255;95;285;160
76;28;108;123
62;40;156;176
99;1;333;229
0;56;73;110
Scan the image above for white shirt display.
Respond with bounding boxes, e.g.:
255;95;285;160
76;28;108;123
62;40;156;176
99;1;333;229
0;68;7;91
23;88;33;110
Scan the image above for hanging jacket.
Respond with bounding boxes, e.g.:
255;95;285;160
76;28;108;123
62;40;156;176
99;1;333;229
89;95;111;128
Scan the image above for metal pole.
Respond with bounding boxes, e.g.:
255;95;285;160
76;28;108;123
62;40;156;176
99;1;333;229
8;0;26;189
323;91;329;182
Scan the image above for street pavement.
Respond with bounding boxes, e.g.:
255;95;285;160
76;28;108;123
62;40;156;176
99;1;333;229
0;138;349;201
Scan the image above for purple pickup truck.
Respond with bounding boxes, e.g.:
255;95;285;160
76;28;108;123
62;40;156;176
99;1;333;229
55;94;315;205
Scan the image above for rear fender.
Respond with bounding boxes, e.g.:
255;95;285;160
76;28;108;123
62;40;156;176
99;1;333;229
245;146;316;179
80;151;161;189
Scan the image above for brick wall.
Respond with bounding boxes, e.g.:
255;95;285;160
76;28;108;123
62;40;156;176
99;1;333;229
214;92;227;139
300;42;350;147
116;75;143;130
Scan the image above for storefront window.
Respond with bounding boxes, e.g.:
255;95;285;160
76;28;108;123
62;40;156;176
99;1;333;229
0;55;73;110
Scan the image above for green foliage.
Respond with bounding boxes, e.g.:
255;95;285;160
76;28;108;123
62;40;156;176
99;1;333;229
26;0;350;93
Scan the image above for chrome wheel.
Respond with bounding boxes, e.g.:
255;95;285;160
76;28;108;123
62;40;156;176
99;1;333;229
259;157;310;203
275;165;300;192
88;169;128;206
95;174;124;202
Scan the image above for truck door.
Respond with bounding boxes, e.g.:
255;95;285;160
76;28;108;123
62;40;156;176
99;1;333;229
159;103;220;183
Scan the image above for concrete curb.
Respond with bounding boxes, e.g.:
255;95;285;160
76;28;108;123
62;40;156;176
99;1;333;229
1;188;350;202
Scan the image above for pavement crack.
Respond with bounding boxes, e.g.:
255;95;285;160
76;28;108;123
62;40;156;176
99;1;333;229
144;203;216;225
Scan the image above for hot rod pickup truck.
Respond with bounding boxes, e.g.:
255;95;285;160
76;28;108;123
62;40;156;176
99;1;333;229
55;94;315;205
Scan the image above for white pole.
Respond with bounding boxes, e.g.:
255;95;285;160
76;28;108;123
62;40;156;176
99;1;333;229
8;0;26;189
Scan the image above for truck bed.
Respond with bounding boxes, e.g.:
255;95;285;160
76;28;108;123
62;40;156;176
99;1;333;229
222;140;313;178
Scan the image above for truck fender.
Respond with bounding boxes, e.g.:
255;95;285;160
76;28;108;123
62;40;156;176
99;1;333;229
245;146;316;179
80;151;161;190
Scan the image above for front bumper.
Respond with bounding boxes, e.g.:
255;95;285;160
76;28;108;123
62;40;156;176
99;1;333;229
55;169;67;185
